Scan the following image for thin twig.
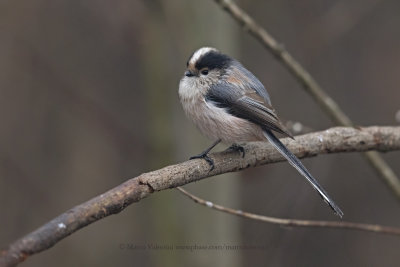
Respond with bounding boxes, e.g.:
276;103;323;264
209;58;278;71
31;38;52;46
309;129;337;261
1;126;400;266
177;187;400;236
213;0;400;201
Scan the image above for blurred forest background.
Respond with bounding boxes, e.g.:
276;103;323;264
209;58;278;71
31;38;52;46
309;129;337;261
1;0;400;266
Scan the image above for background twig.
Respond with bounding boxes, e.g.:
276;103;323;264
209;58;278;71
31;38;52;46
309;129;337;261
1;126;400;267
213;0;400;200
177;187;400;236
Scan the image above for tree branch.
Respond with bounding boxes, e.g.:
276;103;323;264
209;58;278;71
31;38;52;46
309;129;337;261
213;0;400;201
1;126;400;266
177;187;400;236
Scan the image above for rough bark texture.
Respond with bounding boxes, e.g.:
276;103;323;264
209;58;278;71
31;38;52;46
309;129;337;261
1;126;400;267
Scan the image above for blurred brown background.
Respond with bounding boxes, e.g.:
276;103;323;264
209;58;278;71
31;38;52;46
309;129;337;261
1;0;400;266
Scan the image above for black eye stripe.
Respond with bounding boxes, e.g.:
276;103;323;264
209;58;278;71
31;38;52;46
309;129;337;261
195;51;231;71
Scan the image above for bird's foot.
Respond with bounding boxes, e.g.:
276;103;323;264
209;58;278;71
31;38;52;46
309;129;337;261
190;152;215;171
226;143;245;158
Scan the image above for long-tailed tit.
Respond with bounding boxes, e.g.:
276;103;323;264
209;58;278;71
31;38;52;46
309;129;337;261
179;47;343;217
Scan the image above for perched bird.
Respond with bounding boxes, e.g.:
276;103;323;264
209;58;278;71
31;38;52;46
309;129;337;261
178;47;343;217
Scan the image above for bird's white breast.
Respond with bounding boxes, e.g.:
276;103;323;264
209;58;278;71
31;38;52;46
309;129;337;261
179;78;264;143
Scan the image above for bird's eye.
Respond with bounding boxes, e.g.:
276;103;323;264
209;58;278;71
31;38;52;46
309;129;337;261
201;69;209;75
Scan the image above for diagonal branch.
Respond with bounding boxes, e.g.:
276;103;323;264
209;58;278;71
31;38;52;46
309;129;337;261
1;126;400;266
177;187;400;236
213;0;400;201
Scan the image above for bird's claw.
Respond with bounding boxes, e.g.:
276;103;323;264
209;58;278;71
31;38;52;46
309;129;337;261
190;153;215;171
226;144;245;158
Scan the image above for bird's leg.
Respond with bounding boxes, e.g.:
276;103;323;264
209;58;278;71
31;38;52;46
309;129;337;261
226;143;245;158
190;139;221;171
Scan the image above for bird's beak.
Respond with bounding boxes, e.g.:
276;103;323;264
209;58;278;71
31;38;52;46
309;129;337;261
185;70;194;77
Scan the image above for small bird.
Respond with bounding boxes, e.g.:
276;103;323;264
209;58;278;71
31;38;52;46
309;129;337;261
178;47;343;217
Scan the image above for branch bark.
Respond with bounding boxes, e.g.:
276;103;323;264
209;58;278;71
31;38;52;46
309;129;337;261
1;126;400;266
213;0;400;201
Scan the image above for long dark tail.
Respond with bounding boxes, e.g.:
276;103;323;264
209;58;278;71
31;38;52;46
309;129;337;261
263;129;343;217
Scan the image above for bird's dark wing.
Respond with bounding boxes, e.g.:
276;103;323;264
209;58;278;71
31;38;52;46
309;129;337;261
205;67;343;217
205;82;293;138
